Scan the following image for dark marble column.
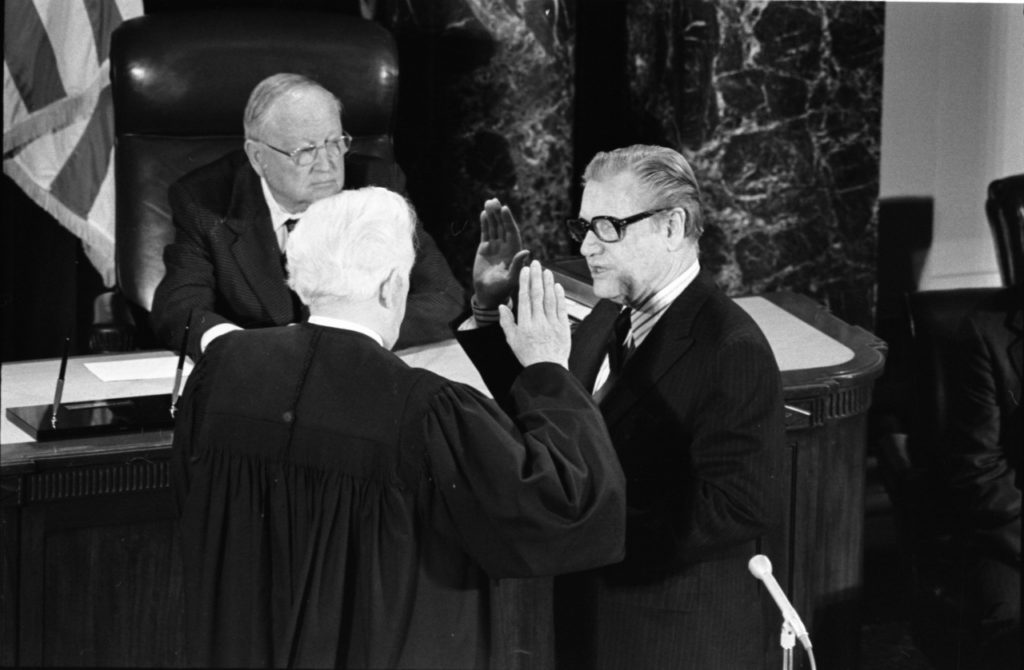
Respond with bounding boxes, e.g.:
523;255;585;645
377;0;577;287
620;0;885;327
378;0;883;328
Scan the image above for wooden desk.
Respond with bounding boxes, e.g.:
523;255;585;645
1;295;883;669
0;343;489;668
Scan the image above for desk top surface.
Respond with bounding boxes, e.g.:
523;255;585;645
1;341;490;450
2;292;883;458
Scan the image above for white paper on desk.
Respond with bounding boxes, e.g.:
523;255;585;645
84;356;194;382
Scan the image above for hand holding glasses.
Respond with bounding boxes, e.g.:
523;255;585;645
255;132;353;167
566;207;673;243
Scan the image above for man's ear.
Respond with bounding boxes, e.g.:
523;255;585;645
243;140;266;179
378;269;404;309
664;207;688;251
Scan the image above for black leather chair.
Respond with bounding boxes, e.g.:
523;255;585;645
870;197;934;441
90;9;401;351
985;173;1024;288
878;287;1001;669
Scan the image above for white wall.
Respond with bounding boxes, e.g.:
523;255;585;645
880;1;1024;290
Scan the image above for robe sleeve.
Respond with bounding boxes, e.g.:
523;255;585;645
420;362;626;578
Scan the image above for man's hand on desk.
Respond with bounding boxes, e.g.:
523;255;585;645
499;262;571;369
472;197;530;310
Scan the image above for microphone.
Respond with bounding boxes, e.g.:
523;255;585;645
748;554;812;651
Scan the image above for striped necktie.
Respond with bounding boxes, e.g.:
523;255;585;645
280;218;305;318
608;307;633;374
593;307;633;402
281;218;299;273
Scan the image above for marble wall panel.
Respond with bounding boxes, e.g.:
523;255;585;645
623;0;885;326
377;0;577;287
376;0;883;326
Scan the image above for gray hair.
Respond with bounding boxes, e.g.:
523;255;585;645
583;144;704;238
287;187;417;306
243;73;342;140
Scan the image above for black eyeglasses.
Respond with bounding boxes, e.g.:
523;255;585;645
565;208;673;243
255;132;353;167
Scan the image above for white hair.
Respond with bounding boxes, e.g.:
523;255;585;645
286;187;417;306
243;73;341;141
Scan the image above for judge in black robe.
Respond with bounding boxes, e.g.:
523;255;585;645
171;187;625;669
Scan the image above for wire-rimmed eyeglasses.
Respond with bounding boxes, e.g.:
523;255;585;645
565;207;673;243
254;132;353;167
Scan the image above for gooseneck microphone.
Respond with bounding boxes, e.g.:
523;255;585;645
748;554;812;652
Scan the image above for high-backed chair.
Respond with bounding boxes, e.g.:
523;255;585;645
869;197;934;442
879;287;1001;669
985;173;1024;288
90;9;400;351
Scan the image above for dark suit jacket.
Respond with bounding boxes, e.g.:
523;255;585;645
151;150;466;360
948;284;1022;566
458;271;785;669
172;323;625;668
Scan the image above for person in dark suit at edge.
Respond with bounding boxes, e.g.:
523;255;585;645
457;144;786;669
946;283;1021;668
151;73;465;361
171;187;626;668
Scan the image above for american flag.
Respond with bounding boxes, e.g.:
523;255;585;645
3;0;144;287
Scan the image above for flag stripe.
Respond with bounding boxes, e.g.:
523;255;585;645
50;84;113;218
3;0;68;113
4;0;142;287
83;0;123;65
4;155;116;286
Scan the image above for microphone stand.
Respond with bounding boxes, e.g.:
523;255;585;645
780;621;795;670
779;619;817;670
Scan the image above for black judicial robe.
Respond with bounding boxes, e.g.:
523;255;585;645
171;323;625;669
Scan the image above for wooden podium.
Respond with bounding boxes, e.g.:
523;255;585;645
1;291;883;669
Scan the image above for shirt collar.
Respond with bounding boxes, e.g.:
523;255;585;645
259;177;304;231
308;315;385;347
633;261;700;315
628;260;700;348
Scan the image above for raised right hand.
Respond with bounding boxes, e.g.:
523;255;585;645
499;261;571;369
472;198;530;309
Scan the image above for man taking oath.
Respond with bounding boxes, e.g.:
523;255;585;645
459;144;786;669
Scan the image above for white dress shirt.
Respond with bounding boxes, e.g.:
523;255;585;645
591;261;700;393
308;314;385;348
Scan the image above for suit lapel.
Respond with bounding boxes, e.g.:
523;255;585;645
570;300;621;390
598;272;716;428
1005;296;1023;396
224;163;295;321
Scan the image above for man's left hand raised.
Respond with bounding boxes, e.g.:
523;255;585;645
473;198;530;310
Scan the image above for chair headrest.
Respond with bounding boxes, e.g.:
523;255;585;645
985;173;1024;287
110;10;398;138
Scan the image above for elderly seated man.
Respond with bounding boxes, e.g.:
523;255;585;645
171;186;626;669
151;73;465;360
